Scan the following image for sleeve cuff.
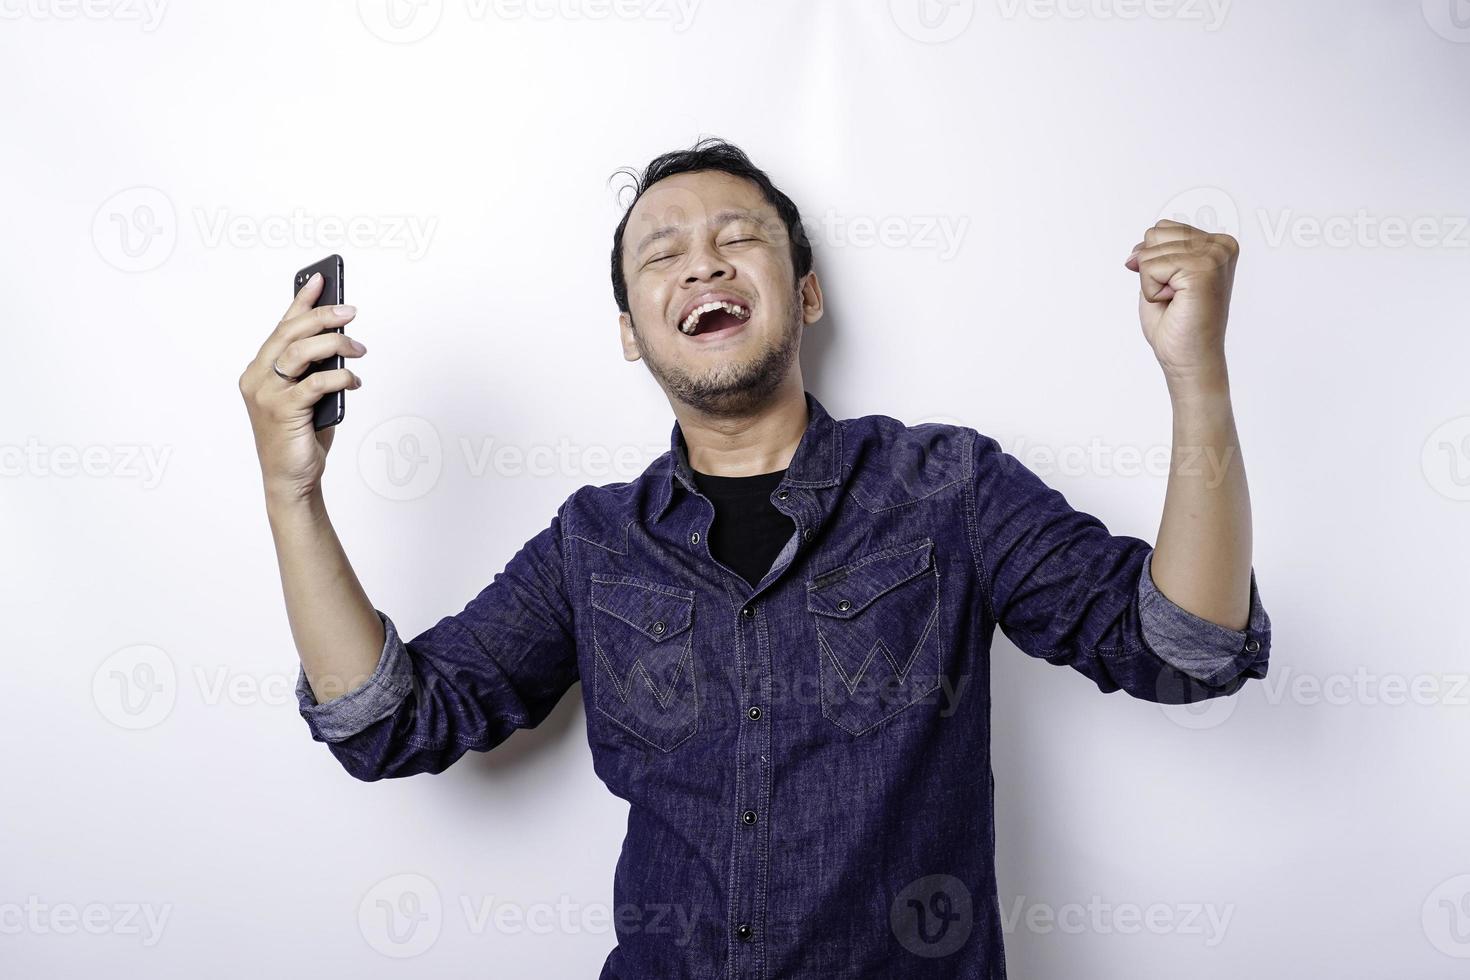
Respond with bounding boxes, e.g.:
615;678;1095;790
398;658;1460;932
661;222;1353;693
1137;551;1272;688
295;609;414;742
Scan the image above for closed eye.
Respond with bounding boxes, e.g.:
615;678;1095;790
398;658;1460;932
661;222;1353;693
647;238;756;266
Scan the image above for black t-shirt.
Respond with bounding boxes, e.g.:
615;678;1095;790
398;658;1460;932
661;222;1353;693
689;466;795;589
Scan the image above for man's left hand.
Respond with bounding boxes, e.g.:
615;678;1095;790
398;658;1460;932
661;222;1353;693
1125;218;1240;389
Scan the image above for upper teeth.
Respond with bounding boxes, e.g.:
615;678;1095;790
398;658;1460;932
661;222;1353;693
680;300;751;335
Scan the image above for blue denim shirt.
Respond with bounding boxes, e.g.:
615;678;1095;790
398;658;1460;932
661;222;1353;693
295;390;1271;979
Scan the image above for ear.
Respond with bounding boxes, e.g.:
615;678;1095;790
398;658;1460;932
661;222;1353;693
798;270;824;326
618;311;642;362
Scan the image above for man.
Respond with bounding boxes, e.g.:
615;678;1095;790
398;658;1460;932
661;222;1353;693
239;138;1271;979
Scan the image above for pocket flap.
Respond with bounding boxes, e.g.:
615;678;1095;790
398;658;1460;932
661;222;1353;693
806;538;934;619
590;576;694;641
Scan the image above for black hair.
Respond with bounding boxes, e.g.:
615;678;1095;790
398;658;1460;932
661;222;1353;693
608;137;813;314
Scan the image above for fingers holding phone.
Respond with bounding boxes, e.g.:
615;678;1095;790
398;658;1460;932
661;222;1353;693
287;254;350;431
275;304;366;390
239;257;365;501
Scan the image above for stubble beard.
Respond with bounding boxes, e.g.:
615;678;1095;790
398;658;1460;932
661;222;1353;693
631;291;802;418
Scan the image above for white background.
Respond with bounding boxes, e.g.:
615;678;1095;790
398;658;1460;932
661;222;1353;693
3;1;1468;976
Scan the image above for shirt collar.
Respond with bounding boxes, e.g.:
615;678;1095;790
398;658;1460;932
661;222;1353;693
650;390;840;523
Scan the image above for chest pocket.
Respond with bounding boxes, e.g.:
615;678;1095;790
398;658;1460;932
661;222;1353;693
590;574;699;752
806;537;940;736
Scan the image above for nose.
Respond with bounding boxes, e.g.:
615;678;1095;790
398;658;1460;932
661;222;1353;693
683;236;734;284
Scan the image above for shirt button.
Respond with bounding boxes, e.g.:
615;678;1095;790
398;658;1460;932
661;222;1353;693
776;489;788;500
1244;638;1261;653
747;705;761;720
735;923;753;941
802;528;812;542
837;599;851;611
741;605;754;618
651;621;665;635
741;809;757;825
690;531;700;545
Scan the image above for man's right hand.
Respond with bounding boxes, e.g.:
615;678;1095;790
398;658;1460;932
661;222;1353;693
239;271;366;501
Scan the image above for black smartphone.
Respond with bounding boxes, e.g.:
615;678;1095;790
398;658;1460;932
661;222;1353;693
291;254;346;430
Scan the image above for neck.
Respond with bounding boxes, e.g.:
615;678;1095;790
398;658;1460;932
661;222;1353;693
674;381;808;477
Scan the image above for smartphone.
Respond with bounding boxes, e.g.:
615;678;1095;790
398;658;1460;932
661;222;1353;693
291;254;346;430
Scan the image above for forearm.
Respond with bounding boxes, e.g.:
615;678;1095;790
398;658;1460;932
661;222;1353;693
265;488;387;704
1151;370;1253;631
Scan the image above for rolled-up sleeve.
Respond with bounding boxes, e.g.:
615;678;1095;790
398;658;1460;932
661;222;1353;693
967;431;1271;703
294;499;580;781
1136;549;1270;688
296;610;414;741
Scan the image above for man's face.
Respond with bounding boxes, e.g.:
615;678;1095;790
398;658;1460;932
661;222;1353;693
618;170;822;416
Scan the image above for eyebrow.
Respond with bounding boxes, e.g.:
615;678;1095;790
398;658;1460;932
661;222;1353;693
633;208;767;256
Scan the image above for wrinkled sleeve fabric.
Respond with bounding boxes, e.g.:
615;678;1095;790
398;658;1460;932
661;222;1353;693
966;431;1270;703
294;501;580;780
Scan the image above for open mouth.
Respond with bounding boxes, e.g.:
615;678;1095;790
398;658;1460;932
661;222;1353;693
678;299;752;337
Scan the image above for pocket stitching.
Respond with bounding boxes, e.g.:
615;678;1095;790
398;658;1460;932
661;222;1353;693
806;537;934;617
808;541;942;736
589;575;699;753
592;632;693;708
590;576;694;640
816;584;940;693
